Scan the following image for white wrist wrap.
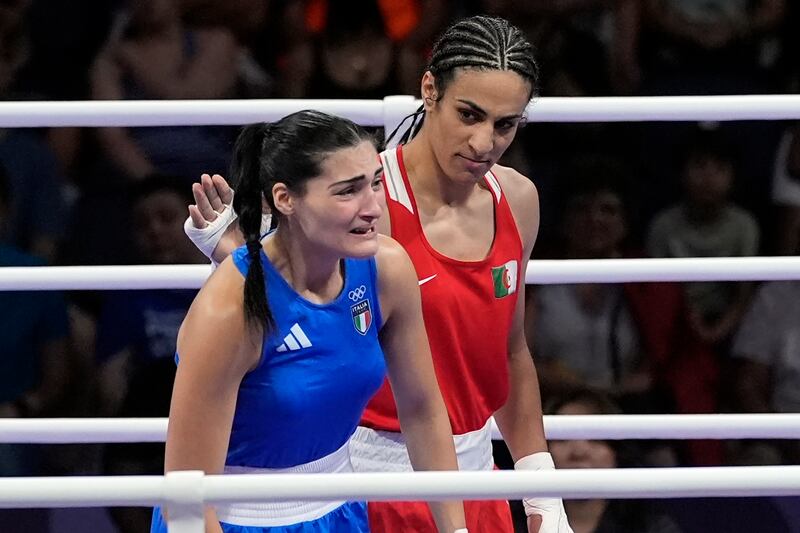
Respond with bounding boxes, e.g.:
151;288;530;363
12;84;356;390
453;529;469;533
183;203;238;260
515;452;574;533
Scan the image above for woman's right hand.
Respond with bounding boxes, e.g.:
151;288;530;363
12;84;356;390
188;173;234;228
185;173;243;264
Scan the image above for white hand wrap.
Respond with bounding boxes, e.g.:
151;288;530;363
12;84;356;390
183;186;273;263
515;452;573;533
183;203;238;260
453;529;469;533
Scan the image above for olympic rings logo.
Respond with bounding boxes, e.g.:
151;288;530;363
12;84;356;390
349;285;367;301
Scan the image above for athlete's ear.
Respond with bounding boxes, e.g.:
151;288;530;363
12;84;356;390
272;182;294;216
421;71;438;112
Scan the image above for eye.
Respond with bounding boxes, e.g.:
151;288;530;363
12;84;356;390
458;109;478;122
336;186;356;196
496;119;517;132
371;177;383;190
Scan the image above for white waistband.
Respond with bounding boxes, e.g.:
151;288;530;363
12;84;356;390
348;418;494;473
215;441;352;527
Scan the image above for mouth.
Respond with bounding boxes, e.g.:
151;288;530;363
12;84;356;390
457;154;491;172
458;154;490;164
350;226;376;236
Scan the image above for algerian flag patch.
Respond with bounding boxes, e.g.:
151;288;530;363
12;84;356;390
491;260;518;298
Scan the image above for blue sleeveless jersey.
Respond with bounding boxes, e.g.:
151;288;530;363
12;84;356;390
226;245;386;468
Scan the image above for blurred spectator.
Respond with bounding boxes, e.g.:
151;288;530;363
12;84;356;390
770;123;800;255
14;0;116;210
636;0;787;230
547;389;682;533
779;0;799;91
89;0;245;180
527;157;668;412
730;279;800;465
0;0;30;98
0;0;68;263
549;389;797;532
95;174;205;415
646;129;759;349
529;156;727;464
181;0;269;44
14;0;114;101
94;175;205;533
0;128;69;262
643;130;762;465
278;0;448;97
641;0;786;96
181;0;272;98
0;163;71;478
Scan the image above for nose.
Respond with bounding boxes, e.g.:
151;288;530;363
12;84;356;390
468;123;494;157
360;186;383;221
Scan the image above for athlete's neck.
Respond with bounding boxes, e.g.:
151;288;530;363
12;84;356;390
265;229;344;304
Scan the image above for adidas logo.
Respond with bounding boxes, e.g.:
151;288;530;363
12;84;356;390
276;323;312;352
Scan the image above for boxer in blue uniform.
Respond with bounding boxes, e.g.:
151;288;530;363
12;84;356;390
151;111;466;533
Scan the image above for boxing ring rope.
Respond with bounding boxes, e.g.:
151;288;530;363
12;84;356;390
2;256;800;290
2;95;800;531
2;467;800;509
3;414;800;444
2;95;800;128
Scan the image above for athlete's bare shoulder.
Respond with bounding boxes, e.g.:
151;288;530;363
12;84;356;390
374;234;418;325
489;164;539;245
375;233;410;267
375;234;417;284
490;164;538;200
176;256;260;370
190;257;246;324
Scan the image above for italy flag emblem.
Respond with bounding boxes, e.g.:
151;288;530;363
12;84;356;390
351;300;373;335
491;260;518;298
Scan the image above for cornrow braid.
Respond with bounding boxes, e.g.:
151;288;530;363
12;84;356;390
428;16;538;85
389;15;538;146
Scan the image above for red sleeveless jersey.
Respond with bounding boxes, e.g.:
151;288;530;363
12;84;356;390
362;145;523;435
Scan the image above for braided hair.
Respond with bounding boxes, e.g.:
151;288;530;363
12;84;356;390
389;15;539;145
230;110;374;333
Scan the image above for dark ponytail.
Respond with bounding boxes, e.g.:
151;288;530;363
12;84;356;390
230;111;374;334
231;123;275;333
388;15;539;146
386;104;425;147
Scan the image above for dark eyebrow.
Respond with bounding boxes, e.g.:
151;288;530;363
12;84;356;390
329;167;383;189
456;99;523;121
329;175;366;189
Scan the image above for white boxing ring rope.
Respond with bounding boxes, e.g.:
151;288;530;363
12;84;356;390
2;256;800;290
2;95;800;531
2;95;800;128
2;467;800;508
3;414;800;444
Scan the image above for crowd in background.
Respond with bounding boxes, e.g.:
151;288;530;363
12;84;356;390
1;0;800;532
